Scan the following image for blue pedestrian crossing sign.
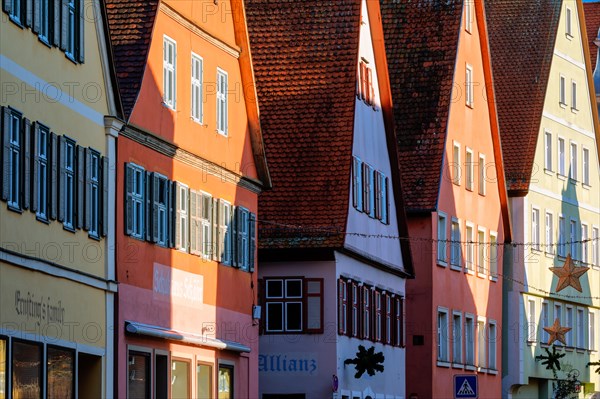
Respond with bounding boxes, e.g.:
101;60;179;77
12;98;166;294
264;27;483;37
454;375;477;398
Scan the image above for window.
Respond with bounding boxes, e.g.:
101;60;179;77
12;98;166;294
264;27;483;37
163;36;176;109
464;0;472;32
528;299;536;342
171;359;190;399
362;286;371;339
220;201;233;265
153;174;170;247
125;163;145;239
362;163;374;216
264;278;323;333
593;228;599;266
197;363;212;399
65;0;76;58
47;346;74;398
570;220;577;259
358;60;374;106
216;69;228;135
12;341;42;398
452;142;461;185
466;224;474;272
566;7;572;37
3;108;22;210
465;315;475;366
87;150;101;237
218;365;233;399
32;124;48;219
477;229;486;275
583;148;590;185
237;207;250;270
559;75;566;105
570;142;578;180
352;156;362;210
451;219;462;268
577;309;585;348
558;137;566;175
61;137;76;229
589;311;596;350
385;294;392;345
490;233;498;278
582;224;589;264
478;154;485;195
466;65;473;107
566;306;573;346
394;296;404;347
545;212;554;253
437;309;449;362
453;312;463;364
542;302;550;343
191;53;203;123
465;149;474;190
532;208;540;251
174;183;189;251
37;0;51;42
477;319;486;368
374;171;388;224
545;132;552;170
7;0;23;23
201;193;213;258
488;322;497;370
375;291;382;342
0;338;5;398
351;283;359;337
338;279;347;335
555;304;563;346
558;216;566;257
437;212;447;264
571;80;577;110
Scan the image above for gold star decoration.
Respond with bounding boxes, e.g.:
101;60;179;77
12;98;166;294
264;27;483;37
543;318;571;346
549;254;589;293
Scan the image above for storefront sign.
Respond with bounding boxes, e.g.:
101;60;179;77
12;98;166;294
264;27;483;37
259;353;318;375
153;263;203;307
14;290;66;326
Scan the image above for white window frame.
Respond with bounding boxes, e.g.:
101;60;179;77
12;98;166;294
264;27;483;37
558;215;566;257
465;148;474;191
7;110;21;210
570;141;578;181
66;0;76;59
452;141;461;185
9;0;22;23
177;183;189;252
488;320;497;371
532;207;540;251
239;207;250;270
589;310;596;350
593;227;599;266
528;299;536;342
222;201;232;265
216;68;228;135
555;303;564;346
558;137;566;176
545;211;554;254
63;138;76;229
163;35;177;110
571;80;578;110
200;192;212;259
464;0;472;33
477;317;486;369
129;163;145;239
39;0;50;42
576;307;585;349
437;211;448;265
570;219;577;260
36;125;49;220
452;311;463;365
352;156;363;211
465;314;475;367
489;231;498;280
465;222;475;273
450;217;462;270
566;305;574;347
437;308;450;363
191;53;203;123
544;131;552;171
566;6;573;37
465;64;474;107
155;173;169;247
582;223;589;264
542;301;550;344
477;227;486;276
559;75;566;105
582;147;590;186
89;150;101;238
478;153;486;195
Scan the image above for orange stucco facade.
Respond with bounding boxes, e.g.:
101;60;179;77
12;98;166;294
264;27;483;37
116;1;264;397
405;1;509;398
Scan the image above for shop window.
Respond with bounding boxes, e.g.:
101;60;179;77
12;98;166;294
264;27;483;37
156;354;168;399
12;340;42;399
197;363;212;399
218;365;233;399
171;359;190;399
47;346;74;398
128;351;150;399
0;338;6;399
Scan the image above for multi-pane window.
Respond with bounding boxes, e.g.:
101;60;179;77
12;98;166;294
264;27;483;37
570;220;577;259
566;7;572;37
490;233;498;278
451;219;461;268
353;158;388;224
558;137;566;175
571;81;577;110
437;213;447;264
191;53;203;123
88;150;101;237
374;171;388;224
583;148;590;185
221;201;232;265
545;212;554;253
477;320;486;368
38;0;50;42
577;308;585;348
62;138;76;229
477;229;486;275
362;162;373;215
35;124;49;219
437;310;449;362
385;295;392;345
559;75;566;105
238;208;250;270
593;228;599;266
555;304;563;346
566;306;574;346
163;36;177;109
358;60;374;106
338;280;347;335
488;322;497;370
544;132;552;170
352;156;362;210
465;149;474;191
465;315;475;366
66;0;76;58
589;311;596;350
217;69;228;135
6;110;21;209
264;278;323;333
395;297;403;347
532;208;540;251
175;183;189;251
542;302;550;343
466;224;474;272
351;283;359;337
528;299;536;342
465;65;473;107
8;0;22;23
582;224;589;264
558;216;566;257
201;193;213;257
125;163;145;239
570;142;578;180
154;174;170;246
363;286;371;339
464;0;472;32
478;154;485;195
375;291;382;342
218;366;233;399
452;142;461;185
452;312;462;364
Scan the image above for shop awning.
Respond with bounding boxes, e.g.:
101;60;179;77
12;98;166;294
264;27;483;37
125;321;251;353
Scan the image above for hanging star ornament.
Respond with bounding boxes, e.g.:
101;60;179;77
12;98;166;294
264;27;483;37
549;254;589;292
543;318;572;346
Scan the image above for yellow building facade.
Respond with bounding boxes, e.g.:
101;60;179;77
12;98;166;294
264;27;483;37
0;0;119;396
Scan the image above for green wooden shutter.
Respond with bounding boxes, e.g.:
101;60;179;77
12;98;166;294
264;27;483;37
31;123;39;212
21;118;31;210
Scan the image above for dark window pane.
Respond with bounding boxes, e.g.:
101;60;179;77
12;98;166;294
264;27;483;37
267;302;283;331
266;280;283;298
128;352;150;399
286;280;302;298
47;347;74;399
12;341;42;399
286;302;302;331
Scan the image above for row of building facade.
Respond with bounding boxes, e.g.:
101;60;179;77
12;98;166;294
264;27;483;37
0;0;599;398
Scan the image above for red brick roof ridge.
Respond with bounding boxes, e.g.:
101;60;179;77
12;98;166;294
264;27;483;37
584;2;600;71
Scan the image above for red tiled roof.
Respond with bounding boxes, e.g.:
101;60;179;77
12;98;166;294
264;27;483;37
584;2;600;70
486;0;562;194
104;0;159;121
246;0;361;249
380;0;463;211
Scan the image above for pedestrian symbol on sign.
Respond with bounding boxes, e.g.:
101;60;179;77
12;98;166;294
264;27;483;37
454;375;477;398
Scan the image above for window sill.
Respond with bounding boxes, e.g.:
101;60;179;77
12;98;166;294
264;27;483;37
544;169;554;176
38;36;53;48
465;365;476;371
559;102;568;109
477;272;487;279
576;348;586;354
452;363;464;369
216;130;228;137
465;269;475;276
569;178;578;185
571;107;579;114
437;260;448;268
7;204;23;214
557;173;567;180
477;367;488;374
527;340;537;346
63;224;76;233
566;33;574;40
450;264;463;272
565;346;574;352
582;183;591;190
65;52;78;65
532;247;542;254
466;186;474;192
489;276;498;282
488;369;498;375
545;251;556;259
8;15;25;28
436;361;451;368
88;232;101;241
466;102;474;109
36;214;50;224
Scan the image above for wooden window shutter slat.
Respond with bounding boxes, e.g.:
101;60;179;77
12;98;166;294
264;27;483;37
232;206;239;268
57;135;65;222
145;171;152;241
189;189;199;254
3;0;11;13
1;107;11;201
32;0;40;33
52;0;60;46
49;132;57;219
124;163;134;236
77;0;84;62
31;123;39;212
76;145;85;229
236;207;243;267
218;200;226;263
101;156;108;236
21;118;31;210
211;198;219;260
166;180;173;248
249;213;256;272
173;181;181;249
25;0;32;27
59;0;68;50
